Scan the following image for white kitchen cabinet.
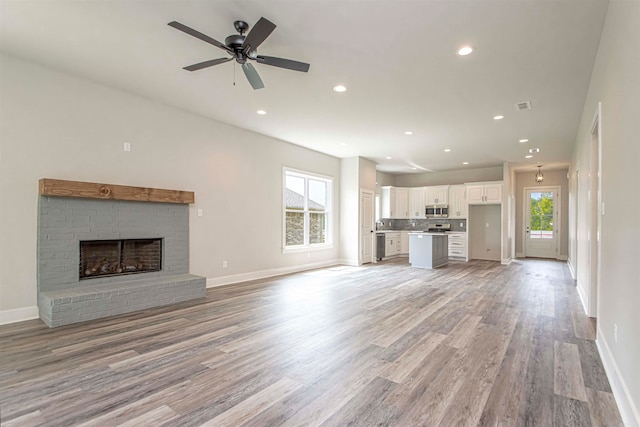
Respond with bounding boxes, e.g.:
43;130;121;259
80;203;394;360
400;231;410;254
425;185;449;205
408;187;426;218
385;232;401;256
381;186;409;219
448;185;467;218
467;183;503;205
447;232;468;260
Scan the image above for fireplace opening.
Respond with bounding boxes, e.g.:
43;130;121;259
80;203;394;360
80;238;162;280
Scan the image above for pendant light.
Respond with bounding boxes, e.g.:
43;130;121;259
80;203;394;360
535;165;544;184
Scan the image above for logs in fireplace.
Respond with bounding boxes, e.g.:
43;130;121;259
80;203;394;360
80;238;162;279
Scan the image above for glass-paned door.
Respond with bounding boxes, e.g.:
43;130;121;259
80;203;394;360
525;188;558;258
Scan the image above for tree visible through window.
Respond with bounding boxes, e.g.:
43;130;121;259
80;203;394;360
284;169;332;249
529;191;554;238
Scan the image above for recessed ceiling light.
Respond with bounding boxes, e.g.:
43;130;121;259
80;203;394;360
404;131;413;135
256;109;267;115
444;148;451;152
386;156;392;160
525;155;533;159
493;115;504;120
463;162;469;165
333;85;347;93
519;139;529;143
457;46;475;56
340;143;347;146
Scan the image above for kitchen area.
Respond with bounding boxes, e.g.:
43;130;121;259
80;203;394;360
375;182;503;267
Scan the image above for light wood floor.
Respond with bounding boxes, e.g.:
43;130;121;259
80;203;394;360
0;258;623;426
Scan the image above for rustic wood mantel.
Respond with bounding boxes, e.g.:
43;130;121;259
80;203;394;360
39;179;195;204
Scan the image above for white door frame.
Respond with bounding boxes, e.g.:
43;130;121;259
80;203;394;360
359;189;375;264
589;102;602;317
523;185;561;259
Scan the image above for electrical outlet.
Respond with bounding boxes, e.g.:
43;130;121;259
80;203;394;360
614;323;618;343
222;261;228;268
123;142;131;152
197;208;203;217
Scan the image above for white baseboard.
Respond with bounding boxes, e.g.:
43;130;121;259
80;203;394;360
0;306;39;325
576;279;590;315
596;329;640;427
567;258;577;279
501;257;512;265
206;259;342;288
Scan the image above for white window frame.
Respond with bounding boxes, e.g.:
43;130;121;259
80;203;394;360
283;167;333;253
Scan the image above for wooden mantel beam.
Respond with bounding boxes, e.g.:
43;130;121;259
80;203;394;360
39;179;195;204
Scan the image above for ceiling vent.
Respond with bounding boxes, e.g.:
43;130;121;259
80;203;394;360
515;101;532;111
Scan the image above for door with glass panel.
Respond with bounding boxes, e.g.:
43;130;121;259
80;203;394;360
525;187;559;259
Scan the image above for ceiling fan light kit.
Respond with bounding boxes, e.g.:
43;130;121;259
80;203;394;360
168;17;310;90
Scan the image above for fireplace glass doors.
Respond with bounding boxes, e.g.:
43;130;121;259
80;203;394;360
80;238;162;279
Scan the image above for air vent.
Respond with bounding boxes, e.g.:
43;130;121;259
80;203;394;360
529;148;540;153
515;101;532;111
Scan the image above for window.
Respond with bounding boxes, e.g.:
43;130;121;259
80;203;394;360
529;191;554;239
283;168;332;251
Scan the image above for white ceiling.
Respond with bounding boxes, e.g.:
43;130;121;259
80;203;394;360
0;0;609;174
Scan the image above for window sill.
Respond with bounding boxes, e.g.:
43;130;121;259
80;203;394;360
282;244;334;254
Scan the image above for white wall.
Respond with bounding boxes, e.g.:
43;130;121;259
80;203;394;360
393;166;503;187
469;205;501;261
339;157;376;265
0;54;341;317
570;1;640;424
339;157;359;265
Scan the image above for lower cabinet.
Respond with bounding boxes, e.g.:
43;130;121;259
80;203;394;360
400;231;410;254
385;232;401;257
447;232;468;260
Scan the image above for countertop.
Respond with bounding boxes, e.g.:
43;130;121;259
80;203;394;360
407;232;449;236
376;230;465;234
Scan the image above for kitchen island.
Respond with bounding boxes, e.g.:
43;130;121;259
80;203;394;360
408;232;448;269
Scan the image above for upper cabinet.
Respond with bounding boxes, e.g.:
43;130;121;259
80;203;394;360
381;186;409;219
448;185;467;218
425;185;449;205
408;187;426;218
467;182;503;205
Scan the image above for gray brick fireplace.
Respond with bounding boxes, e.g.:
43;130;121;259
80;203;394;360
37;193;205;327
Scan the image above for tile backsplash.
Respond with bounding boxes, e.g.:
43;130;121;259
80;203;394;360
377;218;466;232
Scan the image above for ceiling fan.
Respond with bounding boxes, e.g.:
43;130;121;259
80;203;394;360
168;17;310;90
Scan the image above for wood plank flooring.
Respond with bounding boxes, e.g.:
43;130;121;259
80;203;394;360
0;258;623;426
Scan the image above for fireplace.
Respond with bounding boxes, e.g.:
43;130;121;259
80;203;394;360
80;238;162;280
38;179;206;327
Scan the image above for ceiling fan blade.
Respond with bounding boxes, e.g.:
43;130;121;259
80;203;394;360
242;63;265;90
241;17;276;53
256;55;310;72
168;21;232;53
183;58;232;71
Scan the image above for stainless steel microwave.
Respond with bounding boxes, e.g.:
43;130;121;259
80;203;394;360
426;205;449;218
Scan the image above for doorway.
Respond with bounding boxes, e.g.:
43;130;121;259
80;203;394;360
524;187;560;259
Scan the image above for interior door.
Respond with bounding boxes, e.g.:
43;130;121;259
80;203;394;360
360;190;375;264
525;187;559;259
